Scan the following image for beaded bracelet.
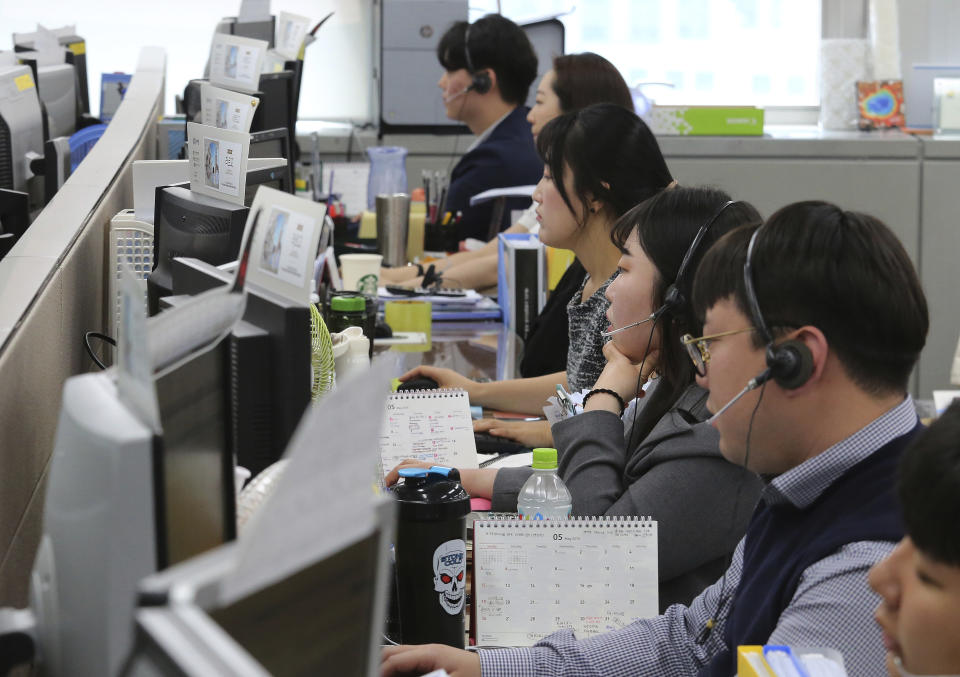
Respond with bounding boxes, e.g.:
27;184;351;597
582;388;626;414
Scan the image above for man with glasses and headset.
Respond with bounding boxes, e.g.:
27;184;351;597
381;200;928;677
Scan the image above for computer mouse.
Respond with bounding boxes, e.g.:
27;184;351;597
375;318;394;338
397;376;439;392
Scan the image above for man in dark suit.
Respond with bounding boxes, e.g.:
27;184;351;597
435;15;542;243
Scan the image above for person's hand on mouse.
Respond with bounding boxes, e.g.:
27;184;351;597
473;419;553;448
398;366;480;398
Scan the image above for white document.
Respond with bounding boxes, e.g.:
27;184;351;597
133;157;287;223
221;357;394;605
187;122;250;205
200;83;259;132
13;24;76;44
31;26;64;66
486;451;533;469
116;260;161;434
237;0;271;22
275;11;311;60
240;186;326;305
322;162;369;217
208;33;267;94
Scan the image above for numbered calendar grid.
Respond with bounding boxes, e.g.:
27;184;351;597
474;518;658;646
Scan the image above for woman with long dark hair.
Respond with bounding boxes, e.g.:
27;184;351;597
390;187;765;609
398;103;673;413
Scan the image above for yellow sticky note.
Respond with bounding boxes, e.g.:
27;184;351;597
14;73;35;92
67;41;86;55
737;646;774;677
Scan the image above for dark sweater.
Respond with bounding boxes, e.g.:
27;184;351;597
702;421;924;677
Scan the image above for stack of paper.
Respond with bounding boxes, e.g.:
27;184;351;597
377;287;501;321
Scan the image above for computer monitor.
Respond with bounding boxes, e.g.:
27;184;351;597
0;188;29;260
14;31;89;115
251;71;295;155
229;16;276;46
245;162;293;205
39;135;71;203
183;72;295;153
31;350;235;675
153;341;236;568
147;185;249;314
170;257;311;477
36;64;77;138
0;65;45;196
127;504;392;676
249;126;290;163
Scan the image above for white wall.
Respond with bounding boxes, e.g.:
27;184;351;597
3;0;372;121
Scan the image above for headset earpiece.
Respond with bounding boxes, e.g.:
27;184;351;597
766;339;814;390
654;285;683;319
462;24;491;96
471;70;492;95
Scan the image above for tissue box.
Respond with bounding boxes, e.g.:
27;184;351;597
647;105;764;136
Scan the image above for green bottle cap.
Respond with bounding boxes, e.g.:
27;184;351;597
330;295;366;312
531;448;558;469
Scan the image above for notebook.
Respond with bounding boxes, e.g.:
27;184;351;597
378;389;478;477
473;516;658;646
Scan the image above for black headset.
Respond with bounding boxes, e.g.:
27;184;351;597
655;200;736;320
463;24;492;95
743;225;815;389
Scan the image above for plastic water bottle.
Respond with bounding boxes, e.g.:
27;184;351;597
517;448;572;520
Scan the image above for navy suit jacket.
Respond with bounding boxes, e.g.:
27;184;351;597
445;106;543;242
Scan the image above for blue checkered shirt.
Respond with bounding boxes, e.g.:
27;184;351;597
479;396;917;677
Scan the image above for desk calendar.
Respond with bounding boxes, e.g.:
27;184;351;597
378;389;478;477
473;516;658;646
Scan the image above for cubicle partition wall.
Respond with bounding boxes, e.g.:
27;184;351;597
0;47;167;607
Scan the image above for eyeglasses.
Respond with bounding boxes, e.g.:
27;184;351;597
681;328;754;376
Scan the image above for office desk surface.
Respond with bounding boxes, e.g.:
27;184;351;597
377;322;522;383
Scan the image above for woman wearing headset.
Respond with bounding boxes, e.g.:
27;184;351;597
383;53;637;379
390;187;765;609
399;103;672;416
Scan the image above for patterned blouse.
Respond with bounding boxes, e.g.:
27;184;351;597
565;270;617;391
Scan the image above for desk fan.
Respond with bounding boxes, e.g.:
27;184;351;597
310;303;336;401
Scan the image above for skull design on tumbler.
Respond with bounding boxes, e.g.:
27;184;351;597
432;538;466;615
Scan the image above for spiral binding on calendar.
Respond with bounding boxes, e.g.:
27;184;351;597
477;515;654;528
388;388;467;399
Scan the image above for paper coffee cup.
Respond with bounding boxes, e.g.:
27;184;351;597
340;253;382;294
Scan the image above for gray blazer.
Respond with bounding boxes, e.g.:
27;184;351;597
491;383;763;611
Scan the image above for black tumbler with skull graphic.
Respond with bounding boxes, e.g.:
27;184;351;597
394;466;471;647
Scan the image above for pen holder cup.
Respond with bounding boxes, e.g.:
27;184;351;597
424;220;459;254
